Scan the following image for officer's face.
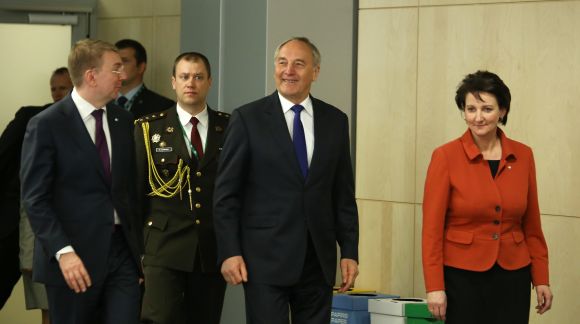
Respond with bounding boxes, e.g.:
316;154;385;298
171;59;212;111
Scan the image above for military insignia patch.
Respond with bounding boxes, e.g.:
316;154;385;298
166;127;174;133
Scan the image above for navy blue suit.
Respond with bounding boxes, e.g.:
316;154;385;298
214;92;358;323
20;95;143;323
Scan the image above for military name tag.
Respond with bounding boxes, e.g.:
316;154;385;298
155;147;173;153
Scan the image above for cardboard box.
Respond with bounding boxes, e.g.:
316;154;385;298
368;298;444;324
331;293;399;324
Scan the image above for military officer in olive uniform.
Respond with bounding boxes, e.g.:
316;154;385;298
134;52;228;324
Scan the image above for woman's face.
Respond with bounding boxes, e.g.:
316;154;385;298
464;92;506;139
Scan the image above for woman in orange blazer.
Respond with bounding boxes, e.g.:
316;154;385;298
422;71;553;323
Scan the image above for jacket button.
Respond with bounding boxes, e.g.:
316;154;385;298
196;171;202;177
195;219;201;225
492;233;499;240
493;220;500;225
495;206;501;212
195;203;201;209
195;187;201;192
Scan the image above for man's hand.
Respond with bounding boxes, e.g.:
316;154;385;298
221;256;248;285
338;258;359;293
58;252;92;293
427;290;447;321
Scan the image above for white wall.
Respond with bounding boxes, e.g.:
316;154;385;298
0;23;70;130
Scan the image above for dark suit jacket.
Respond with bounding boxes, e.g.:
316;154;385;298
0;104;50;238
135;106;229;273
20;95;143;286
213;92;359;286
129;86;175;119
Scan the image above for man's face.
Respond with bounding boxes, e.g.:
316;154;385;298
118;47;145;89
91;51;126;102
274;40;320;104
171;59;212;111
50;72;73;102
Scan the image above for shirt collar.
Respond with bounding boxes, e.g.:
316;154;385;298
176;103;209;127
118;84;143;101
278;93;313;117
460;128;517;161
72;87;106;120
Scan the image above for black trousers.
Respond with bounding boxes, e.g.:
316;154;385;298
243;237;333;324
444;263;531;324
0;228;21;309
46;229;141;324
141;251;227;324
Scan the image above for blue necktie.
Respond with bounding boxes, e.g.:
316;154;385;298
291;105;308;178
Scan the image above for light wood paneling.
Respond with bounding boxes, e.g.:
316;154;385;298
413;206;426;297
153;0;181;16
356;8;418;203
420;0;553;6
415;1;580;217
357;199;415;297
152;16;180;99
528;214;580;323
98;0;153;18
360;0;419;9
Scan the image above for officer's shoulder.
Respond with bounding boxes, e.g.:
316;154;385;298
214;110;230;119
134;110;169;125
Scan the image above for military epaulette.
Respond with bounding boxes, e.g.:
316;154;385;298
216;111;230;118
135;111;168;125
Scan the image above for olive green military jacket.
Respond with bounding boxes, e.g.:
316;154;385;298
135;106;229;273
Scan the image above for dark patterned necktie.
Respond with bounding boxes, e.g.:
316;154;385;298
291;105;308;178
91;109;111;183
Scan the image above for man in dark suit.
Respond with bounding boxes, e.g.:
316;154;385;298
214;37;359;324
0;67;72;310
135;52;228;324
20;39;143;324
115;39;175;119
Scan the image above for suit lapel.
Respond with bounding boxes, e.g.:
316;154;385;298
264;92;306;180
198;107;224;170
61;97;109;184
307;97;328;184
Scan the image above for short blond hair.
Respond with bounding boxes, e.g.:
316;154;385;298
68;39;118;87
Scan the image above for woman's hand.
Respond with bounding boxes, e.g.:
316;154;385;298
535;285;553;314
427;290;447;321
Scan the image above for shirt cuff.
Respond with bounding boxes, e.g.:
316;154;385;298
55;245;75;261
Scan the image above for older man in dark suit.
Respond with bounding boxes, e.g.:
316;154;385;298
115;39;175;119
20;39;143;324
214;37;359;324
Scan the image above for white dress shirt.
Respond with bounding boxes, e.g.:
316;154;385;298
176;104;209;157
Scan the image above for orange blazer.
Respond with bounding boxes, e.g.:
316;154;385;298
422;129;549;292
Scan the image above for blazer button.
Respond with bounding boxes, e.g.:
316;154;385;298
147;221;153;226
495;206;501;212
195;187;201;192
196;171;202;177
492;233;499;240
195;203;201;208
493;220;500;225
195;219;201;225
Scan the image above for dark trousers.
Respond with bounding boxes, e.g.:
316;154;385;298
141;252;227;324
46;229;141;324
243;238;333;324
0;228;21;309
444;263;531;324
